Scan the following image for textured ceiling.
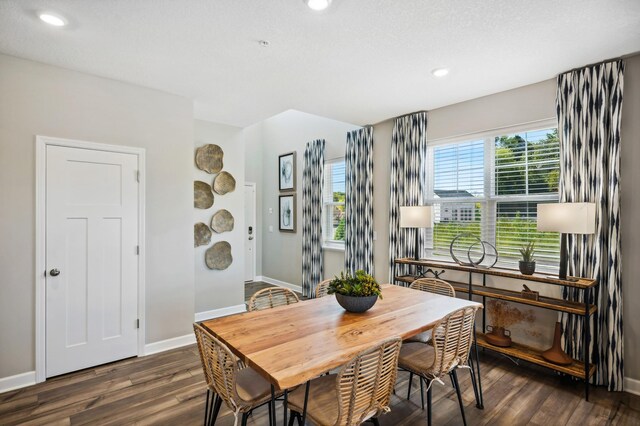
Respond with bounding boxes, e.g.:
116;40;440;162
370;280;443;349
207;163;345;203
1;0;639;127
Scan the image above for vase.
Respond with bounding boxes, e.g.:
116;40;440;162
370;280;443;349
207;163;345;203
485;325;512;347
335;293;378;313
519;261;536;275
541;321;573;365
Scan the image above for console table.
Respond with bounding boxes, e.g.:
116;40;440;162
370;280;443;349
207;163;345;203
393;258;598;401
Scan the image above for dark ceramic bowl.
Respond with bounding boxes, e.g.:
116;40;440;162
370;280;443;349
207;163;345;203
335;293;378;313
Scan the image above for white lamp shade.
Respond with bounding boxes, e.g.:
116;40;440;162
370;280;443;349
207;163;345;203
400;206;432;228
537;202;596;234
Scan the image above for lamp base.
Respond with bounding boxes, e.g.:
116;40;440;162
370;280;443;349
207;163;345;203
541;322;573;366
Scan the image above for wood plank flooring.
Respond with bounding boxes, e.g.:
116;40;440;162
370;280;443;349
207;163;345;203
1;282;637;425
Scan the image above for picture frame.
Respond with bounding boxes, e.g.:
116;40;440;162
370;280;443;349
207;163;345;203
278;152;296;192
279;194;296;232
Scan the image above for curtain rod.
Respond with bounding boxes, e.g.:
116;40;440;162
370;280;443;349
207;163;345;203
560;56;624;75
394;110;428;120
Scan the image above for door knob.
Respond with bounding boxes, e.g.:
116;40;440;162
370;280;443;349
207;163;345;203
49;268;61;277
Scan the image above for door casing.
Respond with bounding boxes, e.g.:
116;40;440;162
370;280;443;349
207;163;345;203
35;135;146;383
244;182;257;282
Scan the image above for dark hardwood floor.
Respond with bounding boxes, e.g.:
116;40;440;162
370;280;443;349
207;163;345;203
1;282;638;425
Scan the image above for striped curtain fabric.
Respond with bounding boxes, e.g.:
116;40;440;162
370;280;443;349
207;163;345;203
345;127;374;275
388;112;428;282
302;139;326;298
556;60;624;391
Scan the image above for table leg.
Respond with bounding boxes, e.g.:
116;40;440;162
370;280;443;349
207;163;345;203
283;390;288;426
270;385;276;426
584;287;591;401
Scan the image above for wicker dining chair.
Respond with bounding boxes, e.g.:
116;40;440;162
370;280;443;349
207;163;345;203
193;323;282;426
286;337;402;426
315;279;332;298
248;286;300;311
398;306;480;426
406;278;456;344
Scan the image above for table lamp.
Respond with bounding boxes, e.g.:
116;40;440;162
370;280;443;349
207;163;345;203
537;202;596;281
400;206;433;260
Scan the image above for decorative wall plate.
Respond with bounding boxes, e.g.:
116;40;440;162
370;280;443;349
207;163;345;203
194;223;212;247
213;171;236;195
194;181;214;209
195;144;224;174
205;241;233;270
211;209;234;233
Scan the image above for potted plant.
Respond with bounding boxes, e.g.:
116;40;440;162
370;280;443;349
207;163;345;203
518;241;536;275
328;270;382;313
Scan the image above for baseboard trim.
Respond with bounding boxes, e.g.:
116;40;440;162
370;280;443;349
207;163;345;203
259;276;303;293
0;371;36;394
143;334;195;356
625;376;640;396
195;304;246;322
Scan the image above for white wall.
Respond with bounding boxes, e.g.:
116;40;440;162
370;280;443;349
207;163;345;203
0;54;195;379
244;110;360;286
194;120;245;314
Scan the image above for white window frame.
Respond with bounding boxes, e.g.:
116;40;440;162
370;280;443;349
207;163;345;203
323;158;346;251
424;118;560;271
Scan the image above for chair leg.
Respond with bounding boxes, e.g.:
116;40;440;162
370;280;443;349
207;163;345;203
407;371;414;400
420;376;425;410
427;380;432;426
210;394;222;426
241;412;248;426
288;411;297;426
204;389;211;426
468;355;482;409
452;369;467;426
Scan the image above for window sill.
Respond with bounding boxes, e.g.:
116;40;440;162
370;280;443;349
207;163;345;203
323;243;345;252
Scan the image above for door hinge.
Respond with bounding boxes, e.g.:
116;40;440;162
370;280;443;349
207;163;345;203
136;170;140;182
136;319;140;329
136;245;140;255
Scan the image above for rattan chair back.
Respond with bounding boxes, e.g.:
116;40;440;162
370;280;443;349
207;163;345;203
428;306;479;378
248;286;300;311
410;278;456;298
193;323;242;412
335;338;402;425
315;279;332;298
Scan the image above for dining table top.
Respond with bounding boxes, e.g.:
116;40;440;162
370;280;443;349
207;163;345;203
201;284;482;390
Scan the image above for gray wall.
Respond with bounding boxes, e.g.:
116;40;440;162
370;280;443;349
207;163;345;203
0;54;195;378
620;54;640;382
194;120;245;313
244;110;360;286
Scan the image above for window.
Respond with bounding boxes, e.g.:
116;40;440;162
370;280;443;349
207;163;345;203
323;160;345;248
425;127;561;269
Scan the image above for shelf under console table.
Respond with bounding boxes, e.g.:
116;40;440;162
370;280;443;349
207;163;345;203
394;258;598;401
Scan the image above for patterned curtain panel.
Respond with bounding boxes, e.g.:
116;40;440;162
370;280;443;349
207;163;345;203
557;60;624;391
345;127;374;275
302;139;326;298
388;112;428;282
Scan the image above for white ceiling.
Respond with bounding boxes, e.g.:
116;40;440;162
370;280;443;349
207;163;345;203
1;0;639;127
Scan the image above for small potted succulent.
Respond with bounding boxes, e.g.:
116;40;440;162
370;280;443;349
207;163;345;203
518;241;536;275
328;270;382;313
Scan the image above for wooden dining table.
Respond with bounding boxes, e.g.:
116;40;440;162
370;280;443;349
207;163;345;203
201;284;483;424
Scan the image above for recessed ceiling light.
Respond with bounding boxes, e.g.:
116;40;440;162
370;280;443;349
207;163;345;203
39;12;67;27
305;0;332;11
431;68;449;77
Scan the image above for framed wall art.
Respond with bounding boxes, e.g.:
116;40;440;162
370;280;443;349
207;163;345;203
278;152;296;191
279;194;296;232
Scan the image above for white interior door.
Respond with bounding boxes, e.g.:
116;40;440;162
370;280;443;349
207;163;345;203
46;145;139;377
244;184;256;282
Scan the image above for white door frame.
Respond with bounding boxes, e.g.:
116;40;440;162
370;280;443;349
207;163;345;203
245;182;257;282
35;135;146;383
